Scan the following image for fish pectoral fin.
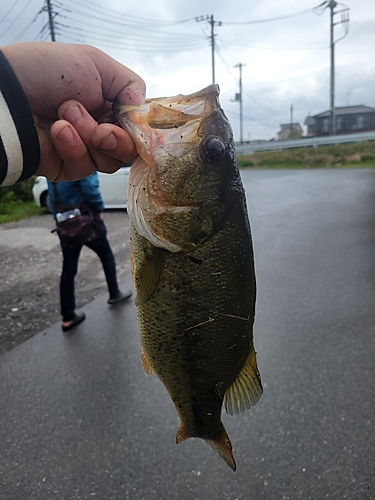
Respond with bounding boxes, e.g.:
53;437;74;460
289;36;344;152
141;348;155;376
134;247;163;306
205;423;236;471
224;342;263;416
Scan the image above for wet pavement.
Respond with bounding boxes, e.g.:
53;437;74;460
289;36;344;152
0;169;374;499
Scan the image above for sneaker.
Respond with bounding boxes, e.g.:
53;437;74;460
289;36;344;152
62;312;86;331
108;290;133;305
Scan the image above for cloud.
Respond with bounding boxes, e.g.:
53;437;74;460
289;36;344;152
1;0;374;140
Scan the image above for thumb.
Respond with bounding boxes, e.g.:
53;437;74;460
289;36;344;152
91;50;146;106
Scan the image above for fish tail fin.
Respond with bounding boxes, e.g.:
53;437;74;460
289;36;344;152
205;423;236;471
176;421;236;471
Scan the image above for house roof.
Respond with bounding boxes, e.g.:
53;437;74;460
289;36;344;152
312;105;375;118
278;123;303;132
279;123;302;127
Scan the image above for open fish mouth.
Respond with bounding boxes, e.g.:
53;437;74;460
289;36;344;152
115;85;234;253
114;84;223;162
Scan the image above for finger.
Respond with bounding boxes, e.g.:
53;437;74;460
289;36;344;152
59;100;137;169
116;80;146;106
34;115;66;181
50;120;96;174
58;101;96;143
91;123;138;163
33;114;93;182
51;120;123;177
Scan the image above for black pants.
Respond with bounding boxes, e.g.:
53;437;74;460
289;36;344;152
60;226;120;322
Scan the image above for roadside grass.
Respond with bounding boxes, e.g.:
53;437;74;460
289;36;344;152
0;198;45;224
0;178;45;224
237;139;375;170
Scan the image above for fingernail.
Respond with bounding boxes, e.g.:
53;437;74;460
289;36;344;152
56;125;74;146
63;104;83;124
100;132;117;150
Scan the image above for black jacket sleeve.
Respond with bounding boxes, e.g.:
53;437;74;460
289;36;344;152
0;50;40;186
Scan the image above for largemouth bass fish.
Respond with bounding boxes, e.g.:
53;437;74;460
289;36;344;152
115;85;262;471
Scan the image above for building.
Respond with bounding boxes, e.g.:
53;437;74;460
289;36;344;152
305;105;375;136
276;123;303;141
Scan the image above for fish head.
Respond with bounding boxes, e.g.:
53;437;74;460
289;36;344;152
115;85;237;252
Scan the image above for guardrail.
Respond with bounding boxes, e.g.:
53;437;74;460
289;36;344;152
235;131;375;155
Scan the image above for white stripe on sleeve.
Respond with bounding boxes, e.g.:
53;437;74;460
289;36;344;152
0;91;23;185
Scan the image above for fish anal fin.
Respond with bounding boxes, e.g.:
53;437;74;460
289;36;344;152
205;423;236;471
176;422;191;444
141;348;155;376
224;342;263;416
134;247;163;306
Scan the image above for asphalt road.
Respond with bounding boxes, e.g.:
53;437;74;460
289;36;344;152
0;169;374;500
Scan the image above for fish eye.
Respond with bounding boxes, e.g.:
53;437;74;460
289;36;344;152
203;137;226;163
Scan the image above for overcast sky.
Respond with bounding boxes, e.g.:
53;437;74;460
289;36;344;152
1;0;374;141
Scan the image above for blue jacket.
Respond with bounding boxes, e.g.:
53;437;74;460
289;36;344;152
47;172;105;219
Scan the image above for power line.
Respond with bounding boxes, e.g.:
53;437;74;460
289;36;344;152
0;0;23;27
221;8;313;25
226;108;277;129
242;90;277;116
60;18;203;43
0;0;36;38
56;24;208;52
57;29;208;51
8;12;40;43
221;39;328;50
62;7;199;38
62;0;195;26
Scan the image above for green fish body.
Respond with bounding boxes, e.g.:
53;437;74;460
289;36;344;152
115;85;262;470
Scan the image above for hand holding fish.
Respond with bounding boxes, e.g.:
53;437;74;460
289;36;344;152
1;42;146;181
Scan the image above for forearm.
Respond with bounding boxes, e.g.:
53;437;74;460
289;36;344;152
0;50;40;186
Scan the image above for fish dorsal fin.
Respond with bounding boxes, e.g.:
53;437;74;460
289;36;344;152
134;246;163;307
141;348;155;376
205;423;236;471
224;342;263;416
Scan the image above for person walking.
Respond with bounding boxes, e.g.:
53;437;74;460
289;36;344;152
48;172;132;331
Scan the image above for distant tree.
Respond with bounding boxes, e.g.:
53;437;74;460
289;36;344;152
0;178;35;201
288;130;303;140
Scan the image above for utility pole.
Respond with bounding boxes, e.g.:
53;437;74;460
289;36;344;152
196;15;221;84
314;1;350;136
234;63;246;144
46;0;56;41
290;104;293;138
329;0;336;135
